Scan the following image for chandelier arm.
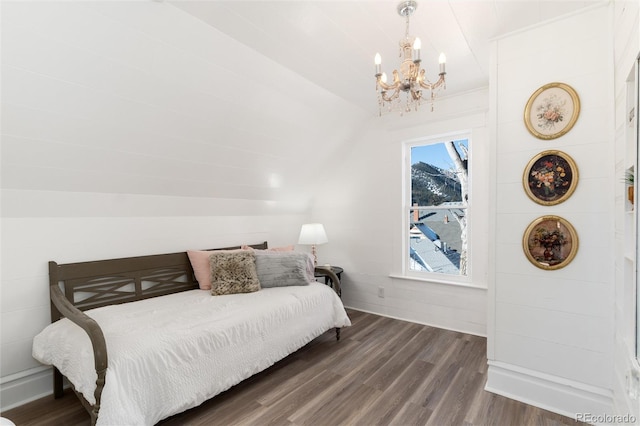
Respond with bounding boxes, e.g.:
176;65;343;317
381;87;401;102
435;73;446;88
418;80;434;90
377;76;401;91
431;74;448;90
391;69;401;85
418;74;445;91
376;69;402;91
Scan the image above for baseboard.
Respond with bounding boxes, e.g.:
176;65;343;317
342;305;486;337
486;361;613;422
0;367;53;411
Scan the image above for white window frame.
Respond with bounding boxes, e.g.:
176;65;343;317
401;131;472;286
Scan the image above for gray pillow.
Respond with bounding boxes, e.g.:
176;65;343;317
209;251;260;296
254;252;314;288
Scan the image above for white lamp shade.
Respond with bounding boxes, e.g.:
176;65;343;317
298;223;328;245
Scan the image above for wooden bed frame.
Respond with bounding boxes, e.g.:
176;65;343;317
48;242;342;425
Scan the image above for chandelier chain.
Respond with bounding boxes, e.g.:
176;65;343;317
404;12;410;41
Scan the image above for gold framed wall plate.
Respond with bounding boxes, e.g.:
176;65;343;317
524;82;580;140
523;150;578;206
523;215;578;270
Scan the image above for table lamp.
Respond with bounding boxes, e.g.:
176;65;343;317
298;223;328;266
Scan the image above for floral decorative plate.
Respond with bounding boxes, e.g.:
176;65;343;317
523;215;578;270
523;150;578;206
524;82;580;140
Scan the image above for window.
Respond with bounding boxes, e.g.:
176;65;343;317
404;134;470;279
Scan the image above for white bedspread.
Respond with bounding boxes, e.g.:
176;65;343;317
33;282;351;425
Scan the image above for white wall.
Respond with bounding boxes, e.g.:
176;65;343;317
612;0;640;421
311;88;490;336
0;1;366;409
0;1;367;203
487;4;615;418
1;0;632;418
0;211;304;409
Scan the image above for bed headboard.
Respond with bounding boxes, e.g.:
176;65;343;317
49;242;268;322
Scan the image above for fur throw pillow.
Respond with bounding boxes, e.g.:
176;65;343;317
209;251;260;296
254;252;314;288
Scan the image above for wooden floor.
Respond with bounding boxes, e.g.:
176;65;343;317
3;309;585;426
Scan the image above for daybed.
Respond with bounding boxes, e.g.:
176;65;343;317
32;242;350;426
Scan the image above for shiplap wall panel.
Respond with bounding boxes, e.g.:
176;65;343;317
0;214;305;381
3;104;293;174
0;0;366;409
494;331;611;387
1;1;368;200
496;303;608;350
309;93;490;336
488;4;614;415
611;0;640;419
496;275;608;317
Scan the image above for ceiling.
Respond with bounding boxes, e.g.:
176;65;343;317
170;0;605;115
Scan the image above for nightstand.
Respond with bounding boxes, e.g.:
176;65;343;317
314;266;343;297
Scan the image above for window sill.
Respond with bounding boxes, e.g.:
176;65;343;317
389;274;487;290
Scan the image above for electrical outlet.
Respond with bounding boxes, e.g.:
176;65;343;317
377;286;385;298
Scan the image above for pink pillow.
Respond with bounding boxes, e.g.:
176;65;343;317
241;245;294;252
187;249;242;290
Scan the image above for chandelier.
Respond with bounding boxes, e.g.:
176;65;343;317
374;1;446;115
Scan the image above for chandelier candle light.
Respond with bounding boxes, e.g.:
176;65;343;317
375;1;446;115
